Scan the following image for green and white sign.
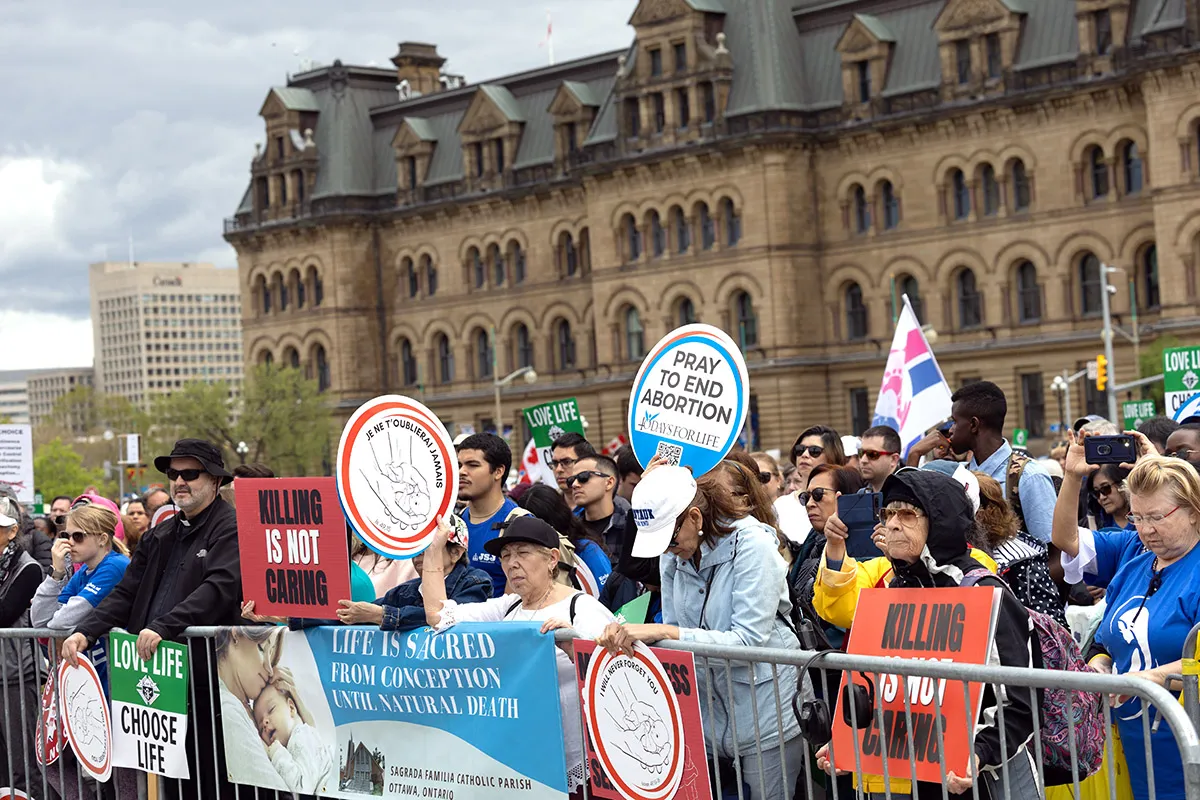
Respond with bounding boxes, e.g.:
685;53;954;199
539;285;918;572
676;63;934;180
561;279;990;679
1123;399;1157;431
1164;346;1200;418
523;397;585;448
109;631;190;778
1012;428;1029;448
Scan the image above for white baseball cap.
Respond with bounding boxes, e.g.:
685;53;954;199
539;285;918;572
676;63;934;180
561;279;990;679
630;466;698;558
841;435;861;457
0;497;19;528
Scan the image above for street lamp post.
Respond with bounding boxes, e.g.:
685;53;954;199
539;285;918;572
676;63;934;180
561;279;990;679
493;367;538;440
236;441;249;465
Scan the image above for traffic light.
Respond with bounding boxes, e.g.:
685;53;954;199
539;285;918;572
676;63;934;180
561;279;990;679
1096;354;1108;392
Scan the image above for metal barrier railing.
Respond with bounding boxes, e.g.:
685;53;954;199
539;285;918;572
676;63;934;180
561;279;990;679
2;626;1197;800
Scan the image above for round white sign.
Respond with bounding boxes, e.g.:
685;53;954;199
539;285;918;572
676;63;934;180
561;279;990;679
58;656;112;782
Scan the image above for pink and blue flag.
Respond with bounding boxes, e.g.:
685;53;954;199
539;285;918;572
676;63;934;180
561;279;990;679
872;296;952;457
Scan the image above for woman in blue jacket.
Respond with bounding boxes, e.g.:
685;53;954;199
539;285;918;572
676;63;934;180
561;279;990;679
598;464;809;800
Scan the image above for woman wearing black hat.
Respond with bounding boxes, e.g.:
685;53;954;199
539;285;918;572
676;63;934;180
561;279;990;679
816;468;1043;800
421;515;615;795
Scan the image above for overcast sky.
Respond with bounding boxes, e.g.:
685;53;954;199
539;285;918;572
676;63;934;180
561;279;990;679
0;1;635;371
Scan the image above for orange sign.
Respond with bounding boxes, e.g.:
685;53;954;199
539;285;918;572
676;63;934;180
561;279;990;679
830;586;1001;783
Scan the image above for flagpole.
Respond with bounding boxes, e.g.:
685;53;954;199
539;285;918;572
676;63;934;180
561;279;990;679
546;10;555;65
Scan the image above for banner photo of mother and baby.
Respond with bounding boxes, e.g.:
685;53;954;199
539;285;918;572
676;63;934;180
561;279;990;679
217;622;570;800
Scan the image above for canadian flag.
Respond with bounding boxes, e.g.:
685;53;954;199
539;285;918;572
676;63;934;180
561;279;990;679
517;439;557;486
601;434;629;456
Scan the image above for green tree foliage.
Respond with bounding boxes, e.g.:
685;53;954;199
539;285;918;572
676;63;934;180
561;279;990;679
35;437;106;499
1138;334;1182;409
153;364;333;476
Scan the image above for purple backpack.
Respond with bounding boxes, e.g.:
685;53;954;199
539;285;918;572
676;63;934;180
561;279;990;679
963;571;1104;783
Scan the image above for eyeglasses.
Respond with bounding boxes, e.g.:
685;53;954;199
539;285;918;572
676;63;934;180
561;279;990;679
1091;483;1117;498
799;488;830;505
166;468;204;482
860;449;898;461
880;506;926;525
1127;507;1180;528
549;457;579;470
565;471;609;488
796;445;825;459
757;471;774;485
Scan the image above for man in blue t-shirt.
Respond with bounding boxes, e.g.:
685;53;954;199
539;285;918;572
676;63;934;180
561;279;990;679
456;434;516;597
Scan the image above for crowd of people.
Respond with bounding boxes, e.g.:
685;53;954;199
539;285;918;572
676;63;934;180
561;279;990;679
0;378;1195;799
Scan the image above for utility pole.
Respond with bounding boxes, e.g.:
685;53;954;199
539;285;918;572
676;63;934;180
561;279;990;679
1100;263;1119;423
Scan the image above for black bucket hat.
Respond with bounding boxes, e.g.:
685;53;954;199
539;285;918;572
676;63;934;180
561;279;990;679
154;438;235;485
483;515;560;558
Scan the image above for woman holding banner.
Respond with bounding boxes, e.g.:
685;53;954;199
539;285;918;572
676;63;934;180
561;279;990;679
597;464;809;800
422;515;615;794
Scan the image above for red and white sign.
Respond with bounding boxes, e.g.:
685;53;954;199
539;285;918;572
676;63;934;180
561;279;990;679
34;672;64;767
0;789;31;800
576;642;710;800
337;395;458;560
58;655;112;782
234;477;353;619
150;504;178;529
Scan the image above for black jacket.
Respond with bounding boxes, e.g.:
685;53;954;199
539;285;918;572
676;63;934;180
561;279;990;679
75;497;242;645
20;518;53;575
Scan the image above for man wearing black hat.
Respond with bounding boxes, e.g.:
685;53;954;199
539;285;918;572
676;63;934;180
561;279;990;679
62;438;243;799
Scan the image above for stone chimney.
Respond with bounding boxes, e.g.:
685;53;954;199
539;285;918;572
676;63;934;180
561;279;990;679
391;42;446;97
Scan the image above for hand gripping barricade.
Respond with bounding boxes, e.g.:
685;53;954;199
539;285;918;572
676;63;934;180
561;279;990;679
1;625;1198;800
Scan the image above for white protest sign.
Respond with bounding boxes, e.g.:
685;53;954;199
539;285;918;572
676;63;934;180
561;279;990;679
109;631;190;778
627;324;749;477
0;425;34;503
58;655;113;782
337;395;458;559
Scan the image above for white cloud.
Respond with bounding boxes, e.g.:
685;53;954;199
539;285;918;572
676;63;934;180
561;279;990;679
0;310;93;370
0;155;88;266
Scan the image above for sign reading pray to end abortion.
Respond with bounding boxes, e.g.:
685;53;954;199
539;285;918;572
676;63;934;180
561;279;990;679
235;477;353;618
628;324;749;477
337;395;458;559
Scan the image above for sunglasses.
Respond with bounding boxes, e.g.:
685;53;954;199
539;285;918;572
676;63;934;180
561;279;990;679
166;468;205;482
59;531;93;544
796;445;825;459
880;506;925;525
757;471;774;485
565;470;609;488
860;449;897;461
668;509;694;549
1091;483;1116;498
799;488;831;505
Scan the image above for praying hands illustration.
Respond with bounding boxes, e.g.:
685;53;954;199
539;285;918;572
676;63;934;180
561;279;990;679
362;424;431;529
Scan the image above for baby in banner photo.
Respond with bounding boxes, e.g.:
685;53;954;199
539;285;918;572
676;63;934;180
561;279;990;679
254;677;335;793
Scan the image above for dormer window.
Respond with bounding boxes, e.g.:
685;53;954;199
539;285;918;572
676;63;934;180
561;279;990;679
835;14;895;111
566;122;578;155
856;61;871;103
494;139;505;173
625;98;641;138
275;137;285;160
986;34;1001;78
406;157;418;191
702;84;715;123
1095;10;1112;55
956;40;971;84
673;42;686;73
650;48;663;77
549;80;600;165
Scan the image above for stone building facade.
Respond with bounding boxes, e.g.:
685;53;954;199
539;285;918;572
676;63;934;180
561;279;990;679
224;0;1200;455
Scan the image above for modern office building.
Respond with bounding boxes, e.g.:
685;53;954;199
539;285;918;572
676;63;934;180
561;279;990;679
89;261;243;409
0;374;32;425
27;367;95;430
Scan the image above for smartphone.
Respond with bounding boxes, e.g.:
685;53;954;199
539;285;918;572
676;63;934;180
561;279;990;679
837;491;884;560
1084;435;1136;465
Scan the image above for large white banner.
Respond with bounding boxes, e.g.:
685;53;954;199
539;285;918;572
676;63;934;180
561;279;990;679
0;424;34;503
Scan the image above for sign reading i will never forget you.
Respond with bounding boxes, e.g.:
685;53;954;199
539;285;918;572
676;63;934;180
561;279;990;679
109;631;190;779
628;324;749;477
235;477;353;619
337;395;458;560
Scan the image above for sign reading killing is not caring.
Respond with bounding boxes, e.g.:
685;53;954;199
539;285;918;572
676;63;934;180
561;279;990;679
337;395;458;560
628;324;749;478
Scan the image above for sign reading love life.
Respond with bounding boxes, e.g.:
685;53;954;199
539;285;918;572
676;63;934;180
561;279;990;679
337;395;458;559
628;324;749;477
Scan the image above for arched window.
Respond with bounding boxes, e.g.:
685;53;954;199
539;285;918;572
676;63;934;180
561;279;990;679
1016;261;1041;322
403;258;418;298
515;323;534;368
258;276;271;314
845;283;868;340
310;267;323;306
957;268;982;328
422;255;437;297
283;346;300;370
624;215;642;262
291;269;305;308
981;165;999;216
1089;147;1109;199
1010;160;1030;211
579;228;591;273
721;198;741;246
436;334;454;383
677;297;696;326
489;244;505;287
512;245;526;284
475;329;494;379
1143;245;1160;309
260;350;274;367
1079;253;1103;315
853;185;871;234
470;247;484;289
562;233;578;277
277;274;289;311
315;345;330;392
735;292;758;348
624;307;645;361
1122;142;1143;195
950;169;970;220
649;212;666;258
556;319;576;370
881;181;899;230
895;275;923;324
698;203;715;250
672;207;690;254
400;338;418;386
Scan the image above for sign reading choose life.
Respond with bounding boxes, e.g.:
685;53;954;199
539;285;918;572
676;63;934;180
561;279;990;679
337;395;458;559
628;324;749;477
